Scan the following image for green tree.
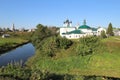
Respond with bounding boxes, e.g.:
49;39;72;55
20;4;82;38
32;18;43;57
58;37;72;49
40;36;72;57
31;24;51;49
41;36;58;57
0;28;3;32
106;23;114;36
6;28;11;32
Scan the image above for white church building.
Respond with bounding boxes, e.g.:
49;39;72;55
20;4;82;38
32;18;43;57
60;19;106;39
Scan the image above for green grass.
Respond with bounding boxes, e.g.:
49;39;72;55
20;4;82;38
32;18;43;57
0;38;27;45
28;54;120;77
0;37;28;53
102;36;120;42
27;36;120;78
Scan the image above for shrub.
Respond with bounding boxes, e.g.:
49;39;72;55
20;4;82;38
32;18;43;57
58;37;72;49
76;36;101;56
40;36;72;57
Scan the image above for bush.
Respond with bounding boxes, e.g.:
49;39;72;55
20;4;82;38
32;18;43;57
31;24;52;49
58;37;73;49
41;36;58;57
40;36;72;57
76;36;101;56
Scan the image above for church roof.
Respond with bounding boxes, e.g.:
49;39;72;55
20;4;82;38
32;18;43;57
78;25;91;29
67;30;84;34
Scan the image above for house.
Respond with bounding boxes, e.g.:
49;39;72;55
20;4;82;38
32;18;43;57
97;27;106;36
2;34;10;38
60;19;106;39
114;29;120;36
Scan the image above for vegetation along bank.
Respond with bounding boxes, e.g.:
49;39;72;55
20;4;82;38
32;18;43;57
0;23;120;80
0;32;32;53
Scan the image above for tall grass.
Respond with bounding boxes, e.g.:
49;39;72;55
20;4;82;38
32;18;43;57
27;36;120;78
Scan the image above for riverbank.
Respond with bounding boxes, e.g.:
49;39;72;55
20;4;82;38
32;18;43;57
0;38;29;54
27;36;120;78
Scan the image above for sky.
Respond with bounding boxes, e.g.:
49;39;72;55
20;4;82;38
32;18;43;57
0;0;120;29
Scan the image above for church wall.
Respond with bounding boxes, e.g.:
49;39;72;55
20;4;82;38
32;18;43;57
60;27;76;36
64;34;85;39
80;29;92;33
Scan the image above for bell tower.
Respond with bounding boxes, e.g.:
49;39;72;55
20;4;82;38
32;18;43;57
83;19;86;25
12;23;15;32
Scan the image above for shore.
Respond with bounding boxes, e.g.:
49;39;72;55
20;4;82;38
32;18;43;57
0;38;29;54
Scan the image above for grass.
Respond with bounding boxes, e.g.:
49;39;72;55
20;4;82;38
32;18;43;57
0;37;28;53
29;54;120;78
0;38;27;45
27;36;120;78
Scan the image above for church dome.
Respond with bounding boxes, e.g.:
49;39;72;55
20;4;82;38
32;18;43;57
78;20;91;29
78;25;91;29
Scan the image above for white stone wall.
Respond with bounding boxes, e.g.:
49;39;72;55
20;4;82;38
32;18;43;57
63;34;85;39
80;29;92;33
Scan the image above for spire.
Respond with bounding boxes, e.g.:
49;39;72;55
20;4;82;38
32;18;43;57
83;19;86;25
12;23;15;32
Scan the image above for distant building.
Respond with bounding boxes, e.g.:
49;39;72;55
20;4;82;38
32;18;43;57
60;19;106;39
11;23;15;32
28;28;36;32
2;34;10;38
114;29;120;36
97;27;106;36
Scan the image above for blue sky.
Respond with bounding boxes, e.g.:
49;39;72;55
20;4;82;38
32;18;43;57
0;0;120;29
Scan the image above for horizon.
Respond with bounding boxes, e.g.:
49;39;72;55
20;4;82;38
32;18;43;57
0;0;120;29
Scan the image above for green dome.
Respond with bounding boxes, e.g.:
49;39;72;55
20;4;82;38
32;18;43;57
78;25;91;29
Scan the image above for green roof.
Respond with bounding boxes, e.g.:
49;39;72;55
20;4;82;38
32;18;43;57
78;25;91;29
66;30;84;34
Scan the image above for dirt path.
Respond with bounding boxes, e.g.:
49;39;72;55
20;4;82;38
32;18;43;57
114;38;120;41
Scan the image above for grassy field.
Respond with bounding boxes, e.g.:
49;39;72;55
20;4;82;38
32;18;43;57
0;37;28;53
0;38;28;45
27;36;120;78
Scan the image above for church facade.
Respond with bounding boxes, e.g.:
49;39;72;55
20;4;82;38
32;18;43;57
60;19;106;39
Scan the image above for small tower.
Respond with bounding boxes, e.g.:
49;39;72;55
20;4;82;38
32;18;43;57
76;23;80;29
83;19;86;25
63;19;72;27
12;23;15;32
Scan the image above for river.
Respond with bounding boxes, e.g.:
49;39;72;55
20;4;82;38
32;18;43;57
0;43;35;67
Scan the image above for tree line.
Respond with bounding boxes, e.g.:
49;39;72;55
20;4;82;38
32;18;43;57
31;24;72;57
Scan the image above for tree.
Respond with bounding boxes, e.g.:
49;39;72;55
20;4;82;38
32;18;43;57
58;37;72;49
31;24;51;49
106;23;114;36
0;28;3;32
6;27;11;32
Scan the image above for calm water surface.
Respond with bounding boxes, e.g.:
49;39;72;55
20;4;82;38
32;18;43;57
0;43;35;67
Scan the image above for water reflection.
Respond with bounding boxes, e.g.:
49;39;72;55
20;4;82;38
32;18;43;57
0;43;35;67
